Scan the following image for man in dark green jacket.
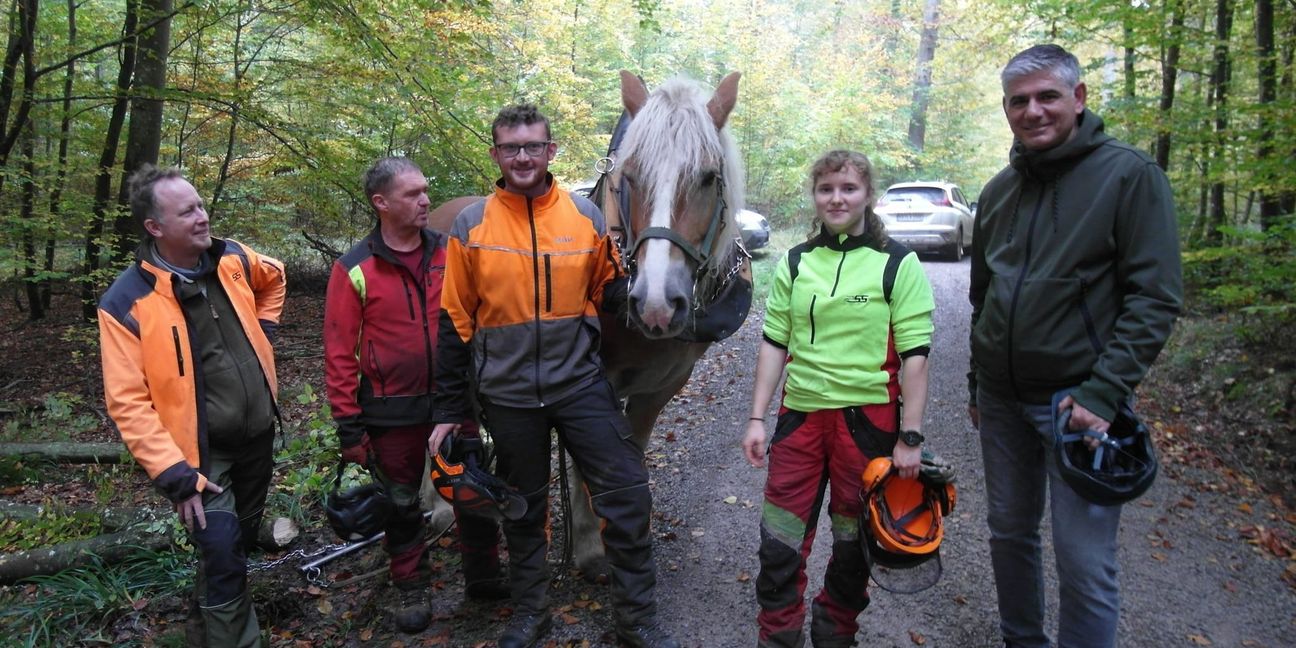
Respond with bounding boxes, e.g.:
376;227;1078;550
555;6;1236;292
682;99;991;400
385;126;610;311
968;44;1182;648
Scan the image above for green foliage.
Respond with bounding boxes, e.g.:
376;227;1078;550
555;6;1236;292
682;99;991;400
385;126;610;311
267;386;340;526
0;504;105;552
1181;216;1296;351
0;392;99;443
0;550;194;647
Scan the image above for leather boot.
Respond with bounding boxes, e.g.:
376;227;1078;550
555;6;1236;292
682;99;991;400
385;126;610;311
615;616;681;648
392;579;431;634
498;612;552;648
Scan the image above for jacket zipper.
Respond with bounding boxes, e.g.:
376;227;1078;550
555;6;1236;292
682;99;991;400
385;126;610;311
400;274;416;320
544;254;553;312
528;198;544;405
808;295;818;344
368;340;387;399
830;251;846;297
1077;276;1103;354
171;326;185;376
1007;187;1047;399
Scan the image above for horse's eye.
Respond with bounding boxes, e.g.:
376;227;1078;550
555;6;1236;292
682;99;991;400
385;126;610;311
699;171;718;187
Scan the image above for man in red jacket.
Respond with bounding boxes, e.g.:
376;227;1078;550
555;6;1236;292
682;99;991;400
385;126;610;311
323;157;505;634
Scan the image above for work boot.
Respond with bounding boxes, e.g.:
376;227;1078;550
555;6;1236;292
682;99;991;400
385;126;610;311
391;579;431;634
465;573;510;600
498;612;552;648
616;617;681;648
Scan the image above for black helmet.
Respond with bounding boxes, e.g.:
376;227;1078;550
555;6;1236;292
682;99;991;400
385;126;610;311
430;436;526;522
323;460;393;542
1052;390;1158;507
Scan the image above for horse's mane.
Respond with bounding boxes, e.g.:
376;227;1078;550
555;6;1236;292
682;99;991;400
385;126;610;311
619;77;745;279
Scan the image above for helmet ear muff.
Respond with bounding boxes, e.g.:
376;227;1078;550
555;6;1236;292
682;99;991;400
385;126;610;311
430;435;528;522
857;455;955;594
324;460;393;542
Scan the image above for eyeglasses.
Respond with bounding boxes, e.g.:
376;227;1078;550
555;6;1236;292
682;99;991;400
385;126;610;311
494;141;551;158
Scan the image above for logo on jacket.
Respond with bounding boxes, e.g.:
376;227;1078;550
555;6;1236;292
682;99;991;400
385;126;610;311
846;295;870;304
555;236;574;244
231;271;243;282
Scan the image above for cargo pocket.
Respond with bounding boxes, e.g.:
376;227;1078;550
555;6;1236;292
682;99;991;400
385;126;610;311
770;410;807;449
843;405;897;459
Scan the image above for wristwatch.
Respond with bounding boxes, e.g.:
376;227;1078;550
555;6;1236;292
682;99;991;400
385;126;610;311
899;429;925;447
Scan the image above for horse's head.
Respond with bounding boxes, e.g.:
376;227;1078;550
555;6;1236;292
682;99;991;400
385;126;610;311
613;70;745;339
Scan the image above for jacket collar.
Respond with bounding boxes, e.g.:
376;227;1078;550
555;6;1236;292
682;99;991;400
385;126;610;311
134;238;227;289
492;173;561;213
366;224;440;267
1009;108;1112;182
812;225;880;252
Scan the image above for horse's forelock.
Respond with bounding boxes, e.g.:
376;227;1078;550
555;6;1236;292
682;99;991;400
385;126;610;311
621;77;744;275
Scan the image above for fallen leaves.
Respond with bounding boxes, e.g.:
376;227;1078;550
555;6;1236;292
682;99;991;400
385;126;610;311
1238;525;1294;559
908;629;926;644
1187;632;1212;645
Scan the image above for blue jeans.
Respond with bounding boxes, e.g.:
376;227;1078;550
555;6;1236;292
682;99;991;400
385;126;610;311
977;388;1122;648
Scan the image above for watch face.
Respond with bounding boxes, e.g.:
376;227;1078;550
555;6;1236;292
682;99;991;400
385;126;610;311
902;430;924;446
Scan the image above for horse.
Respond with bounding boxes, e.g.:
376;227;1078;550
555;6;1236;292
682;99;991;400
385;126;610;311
426;71;751;578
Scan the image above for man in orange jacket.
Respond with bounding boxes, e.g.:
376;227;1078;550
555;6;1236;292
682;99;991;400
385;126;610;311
430;104;676;648
99;165;285;647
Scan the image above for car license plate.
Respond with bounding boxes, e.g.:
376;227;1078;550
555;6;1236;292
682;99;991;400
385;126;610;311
896;214;925;222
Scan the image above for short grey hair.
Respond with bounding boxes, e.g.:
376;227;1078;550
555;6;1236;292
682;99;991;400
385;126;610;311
127;164;185;229
1001;44;1081;92
363;156;422;208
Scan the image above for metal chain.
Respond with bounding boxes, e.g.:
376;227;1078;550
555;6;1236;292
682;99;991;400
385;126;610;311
247;542;347;576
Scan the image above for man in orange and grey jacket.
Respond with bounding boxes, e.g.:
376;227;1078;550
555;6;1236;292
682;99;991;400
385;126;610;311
429;104;676;648
323;156;505;634
99;165;285;647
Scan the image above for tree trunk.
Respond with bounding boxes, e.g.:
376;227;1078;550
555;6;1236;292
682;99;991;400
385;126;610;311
210;4;246;216
1205;0;1234;246
0;442;129;463
0;525;173;584
82;0;140;319
113;0;173;261
907;0;940;154
20;118;42;320
1155;0;1183;171
0;501;152;530
42;0;77;312
1254;0;1280;230
0;0;36;198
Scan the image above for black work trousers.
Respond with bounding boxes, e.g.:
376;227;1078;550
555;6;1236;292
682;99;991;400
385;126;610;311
481;378;658;625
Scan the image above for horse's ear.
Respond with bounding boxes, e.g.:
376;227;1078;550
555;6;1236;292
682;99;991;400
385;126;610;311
707;71;742;129
621;70;649;117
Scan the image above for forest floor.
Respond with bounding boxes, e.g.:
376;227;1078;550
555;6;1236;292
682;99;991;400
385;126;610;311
0;258;1293;647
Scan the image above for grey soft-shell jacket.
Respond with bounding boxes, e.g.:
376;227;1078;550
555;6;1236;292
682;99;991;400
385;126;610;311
969;109;1183;423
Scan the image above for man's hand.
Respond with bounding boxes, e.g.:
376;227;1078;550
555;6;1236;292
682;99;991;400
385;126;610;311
1058;394;1111;450
175;480;224;532
430;422;461;457
892;441;922;480
340;433;371;466
968;405;980;430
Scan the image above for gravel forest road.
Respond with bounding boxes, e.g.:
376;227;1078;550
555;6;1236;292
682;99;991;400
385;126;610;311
351;256;1293;647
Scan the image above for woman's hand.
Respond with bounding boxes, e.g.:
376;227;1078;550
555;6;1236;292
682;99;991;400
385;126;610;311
741;420;768;468
891;440;922;480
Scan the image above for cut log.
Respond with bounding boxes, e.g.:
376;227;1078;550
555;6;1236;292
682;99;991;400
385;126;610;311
257;516;299;550
0;525;174;584
0;442;129;464
0;501;159;531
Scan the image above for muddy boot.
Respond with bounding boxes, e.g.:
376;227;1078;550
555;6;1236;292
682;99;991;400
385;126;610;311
392;579;432;634
498;611;552;648
615;616;680;648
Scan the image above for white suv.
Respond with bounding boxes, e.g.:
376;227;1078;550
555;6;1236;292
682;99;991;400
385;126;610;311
874;181;975;261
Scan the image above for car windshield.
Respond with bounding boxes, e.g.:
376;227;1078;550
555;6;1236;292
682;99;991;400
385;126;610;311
882;187;945;204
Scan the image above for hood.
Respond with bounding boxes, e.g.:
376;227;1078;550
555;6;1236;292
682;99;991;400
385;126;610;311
1009;109;1112;182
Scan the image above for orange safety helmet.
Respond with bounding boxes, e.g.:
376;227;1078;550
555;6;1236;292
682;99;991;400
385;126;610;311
430;436;527;522
858;455;956;592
